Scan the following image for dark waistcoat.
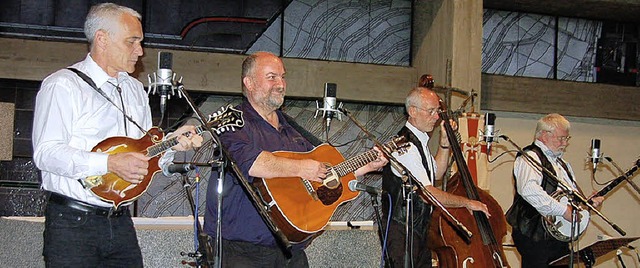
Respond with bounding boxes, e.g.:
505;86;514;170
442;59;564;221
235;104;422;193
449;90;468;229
382;126;433;237
505;144;558;241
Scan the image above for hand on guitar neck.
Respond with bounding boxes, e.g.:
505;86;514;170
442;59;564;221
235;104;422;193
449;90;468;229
587;192;605;208
107;125;203;184
354;147;388;176
165;125;204;151
561;190;605;221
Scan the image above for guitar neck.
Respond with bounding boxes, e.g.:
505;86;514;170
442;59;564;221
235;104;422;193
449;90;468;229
594;159;640;198
146;126;205;157
332;149;378;177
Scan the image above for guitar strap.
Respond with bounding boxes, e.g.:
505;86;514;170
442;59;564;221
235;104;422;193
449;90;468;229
66;68;148;136
282;111;322;147
557;158;585;196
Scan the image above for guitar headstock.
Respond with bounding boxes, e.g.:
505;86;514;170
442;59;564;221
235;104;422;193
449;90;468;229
206;105;245;134
385;136;410;155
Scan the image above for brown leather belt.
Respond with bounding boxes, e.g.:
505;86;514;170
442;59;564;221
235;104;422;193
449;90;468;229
48;192;128;217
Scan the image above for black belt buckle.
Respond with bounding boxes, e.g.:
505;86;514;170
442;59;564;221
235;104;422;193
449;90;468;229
48;192;127;218
101;207;126;218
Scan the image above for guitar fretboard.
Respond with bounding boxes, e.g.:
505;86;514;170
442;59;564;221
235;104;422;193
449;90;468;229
332;150;378;176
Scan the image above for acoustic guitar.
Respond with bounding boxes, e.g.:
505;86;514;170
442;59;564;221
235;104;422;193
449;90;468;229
80;105;244;209
252;136;408;244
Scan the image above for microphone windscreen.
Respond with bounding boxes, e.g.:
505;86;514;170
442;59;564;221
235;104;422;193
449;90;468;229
158;51;173;69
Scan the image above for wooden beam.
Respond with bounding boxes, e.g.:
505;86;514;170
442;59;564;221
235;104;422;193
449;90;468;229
481;74;640;121
0;103;14;160
0;37;416;104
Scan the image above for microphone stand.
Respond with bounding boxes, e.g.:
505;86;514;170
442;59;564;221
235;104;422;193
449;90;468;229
339;108;473;268
176;83;293;266
178;169;215;268
370;192;392;267
499;135;627;266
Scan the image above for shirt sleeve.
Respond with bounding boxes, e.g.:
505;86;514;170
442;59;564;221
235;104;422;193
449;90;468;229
391;142;432;186
220;124;263;182
32;77;109;178
513;151;567;217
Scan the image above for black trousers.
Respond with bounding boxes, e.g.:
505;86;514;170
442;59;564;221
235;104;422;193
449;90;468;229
512;229;569;268
385;220;432;268
220;239;308;268
43;199;142;268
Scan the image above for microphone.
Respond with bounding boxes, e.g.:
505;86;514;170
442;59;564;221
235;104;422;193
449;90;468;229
348;180;383;195
591;139;601;173
148;51;178;117
483;113;496;155
164;163;196;176
315;83;342;131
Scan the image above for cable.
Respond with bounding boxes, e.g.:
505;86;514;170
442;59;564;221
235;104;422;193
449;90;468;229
487;149;520;163
380;193;392;268
617;249;627;268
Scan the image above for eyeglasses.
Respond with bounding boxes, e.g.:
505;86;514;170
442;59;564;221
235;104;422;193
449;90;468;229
547;131;571;142
413;106;440;116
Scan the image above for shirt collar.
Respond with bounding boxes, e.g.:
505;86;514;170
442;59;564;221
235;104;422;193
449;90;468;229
241;100;292;131
84;54;126;89
406;121;431;145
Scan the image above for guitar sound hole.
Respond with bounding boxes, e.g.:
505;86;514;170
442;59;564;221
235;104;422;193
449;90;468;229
315;184;342;205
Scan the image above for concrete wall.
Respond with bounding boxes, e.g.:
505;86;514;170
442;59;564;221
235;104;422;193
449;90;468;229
0;217;381;267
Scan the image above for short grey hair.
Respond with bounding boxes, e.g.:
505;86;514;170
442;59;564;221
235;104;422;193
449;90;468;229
405;87;430;111
241;53;261;96
535;113;571;138
240;51;279;96
84;3;141;44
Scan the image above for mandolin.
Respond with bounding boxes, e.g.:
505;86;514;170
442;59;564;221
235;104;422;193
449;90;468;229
81;105;244;209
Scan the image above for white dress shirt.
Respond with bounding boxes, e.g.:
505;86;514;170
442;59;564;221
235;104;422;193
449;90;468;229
33;54;154;207
391;122;437;186
513;140;578;217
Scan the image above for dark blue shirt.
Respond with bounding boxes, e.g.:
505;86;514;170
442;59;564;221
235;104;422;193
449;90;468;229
204;100;314;248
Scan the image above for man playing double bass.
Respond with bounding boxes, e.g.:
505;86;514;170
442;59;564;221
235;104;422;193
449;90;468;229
381;87;490;268
506;113;604;267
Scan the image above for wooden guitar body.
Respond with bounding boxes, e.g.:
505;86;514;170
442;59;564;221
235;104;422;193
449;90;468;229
86;127;164;209
81;105;244;209
253;144;357;243
252;136;407;244
428;173;509;267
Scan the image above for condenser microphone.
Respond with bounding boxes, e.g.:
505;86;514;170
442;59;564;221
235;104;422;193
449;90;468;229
314;83;342;135
348;180;383;195
484;113;496;155
591;139;601;173
148;51;176;117
322;83;338;128
164;163;196;176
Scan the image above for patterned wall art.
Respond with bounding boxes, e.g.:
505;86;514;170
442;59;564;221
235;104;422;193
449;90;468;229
249;0;412;66
482;9;602;82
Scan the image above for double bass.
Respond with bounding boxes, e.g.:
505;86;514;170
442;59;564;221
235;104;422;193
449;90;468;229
421;77;509;267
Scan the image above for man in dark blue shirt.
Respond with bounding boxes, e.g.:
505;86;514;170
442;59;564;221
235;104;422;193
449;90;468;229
204;51;387;267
